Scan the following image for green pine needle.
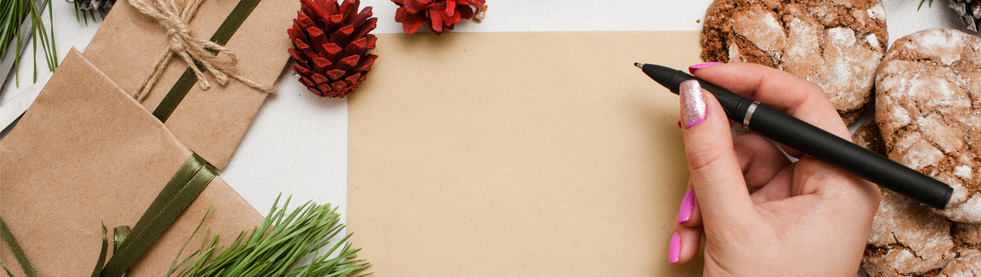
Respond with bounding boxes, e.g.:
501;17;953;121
918;0;934;11
168;194;370;277
0;0;57;85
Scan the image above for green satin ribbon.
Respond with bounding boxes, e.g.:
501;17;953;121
0;216;38;277
1;152;213;277
90;224;132;276
112;226;131;251
90;225;108;277
151;0;263;122
93;154;217;277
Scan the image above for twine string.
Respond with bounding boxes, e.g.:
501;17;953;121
128;0;275;102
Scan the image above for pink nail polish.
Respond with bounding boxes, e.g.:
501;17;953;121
680;80;706;128
688;62;724;74
669;233;681;265
678;189;694;224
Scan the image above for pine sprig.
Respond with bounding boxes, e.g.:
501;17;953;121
0;0;58;84
168;194;370;277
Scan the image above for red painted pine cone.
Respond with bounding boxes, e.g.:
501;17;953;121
393;0;487;34
289;0;378;98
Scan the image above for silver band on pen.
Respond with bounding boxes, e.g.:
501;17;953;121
743;102;760;127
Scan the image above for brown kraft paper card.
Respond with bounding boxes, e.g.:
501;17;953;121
0;50;262;276
83;0;298;169
349;31;704;275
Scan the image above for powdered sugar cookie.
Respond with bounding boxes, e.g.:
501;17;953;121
863;190;956;276
875;28;981;223
702;0;888;121
862;190;981;276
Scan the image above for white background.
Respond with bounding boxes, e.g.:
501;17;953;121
0;0;970;223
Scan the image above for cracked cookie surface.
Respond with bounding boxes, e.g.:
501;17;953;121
862;190;981;276
875;28;981;223
863;190;955;276
701;0;888;120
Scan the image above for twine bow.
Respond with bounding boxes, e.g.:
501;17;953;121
128;0;275;102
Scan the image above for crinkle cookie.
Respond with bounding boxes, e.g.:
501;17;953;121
863;190;956;276
862;190;981;276
701;0;888;120
875;28;981;223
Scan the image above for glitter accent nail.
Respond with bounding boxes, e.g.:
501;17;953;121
680;80;706;128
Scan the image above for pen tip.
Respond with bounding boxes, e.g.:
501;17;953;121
634;62;644;69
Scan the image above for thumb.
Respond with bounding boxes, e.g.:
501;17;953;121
678;80;756;223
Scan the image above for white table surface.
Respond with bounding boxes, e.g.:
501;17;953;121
1;0;969;224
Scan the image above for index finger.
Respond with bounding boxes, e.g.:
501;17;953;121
692;63;850;140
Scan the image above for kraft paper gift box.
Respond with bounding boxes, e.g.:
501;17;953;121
0;50;261;275
83;0;299;169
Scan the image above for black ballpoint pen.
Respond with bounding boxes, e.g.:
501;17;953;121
635;62;953;209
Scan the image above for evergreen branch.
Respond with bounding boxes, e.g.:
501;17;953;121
167;194;370;277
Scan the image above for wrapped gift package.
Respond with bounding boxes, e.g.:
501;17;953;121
83;0;299;169
0;50;262;275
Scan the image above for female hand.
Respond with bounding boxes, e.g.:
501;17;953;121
669;63;881;275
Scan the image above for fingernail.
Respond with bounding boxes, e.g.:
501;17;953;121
678;189;695;224
680;80;706;128
669;232;681;265
688;62;724;74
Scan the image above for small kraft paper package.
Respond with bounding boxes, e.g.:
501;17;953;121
83;0;298;169
0;50;262;276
